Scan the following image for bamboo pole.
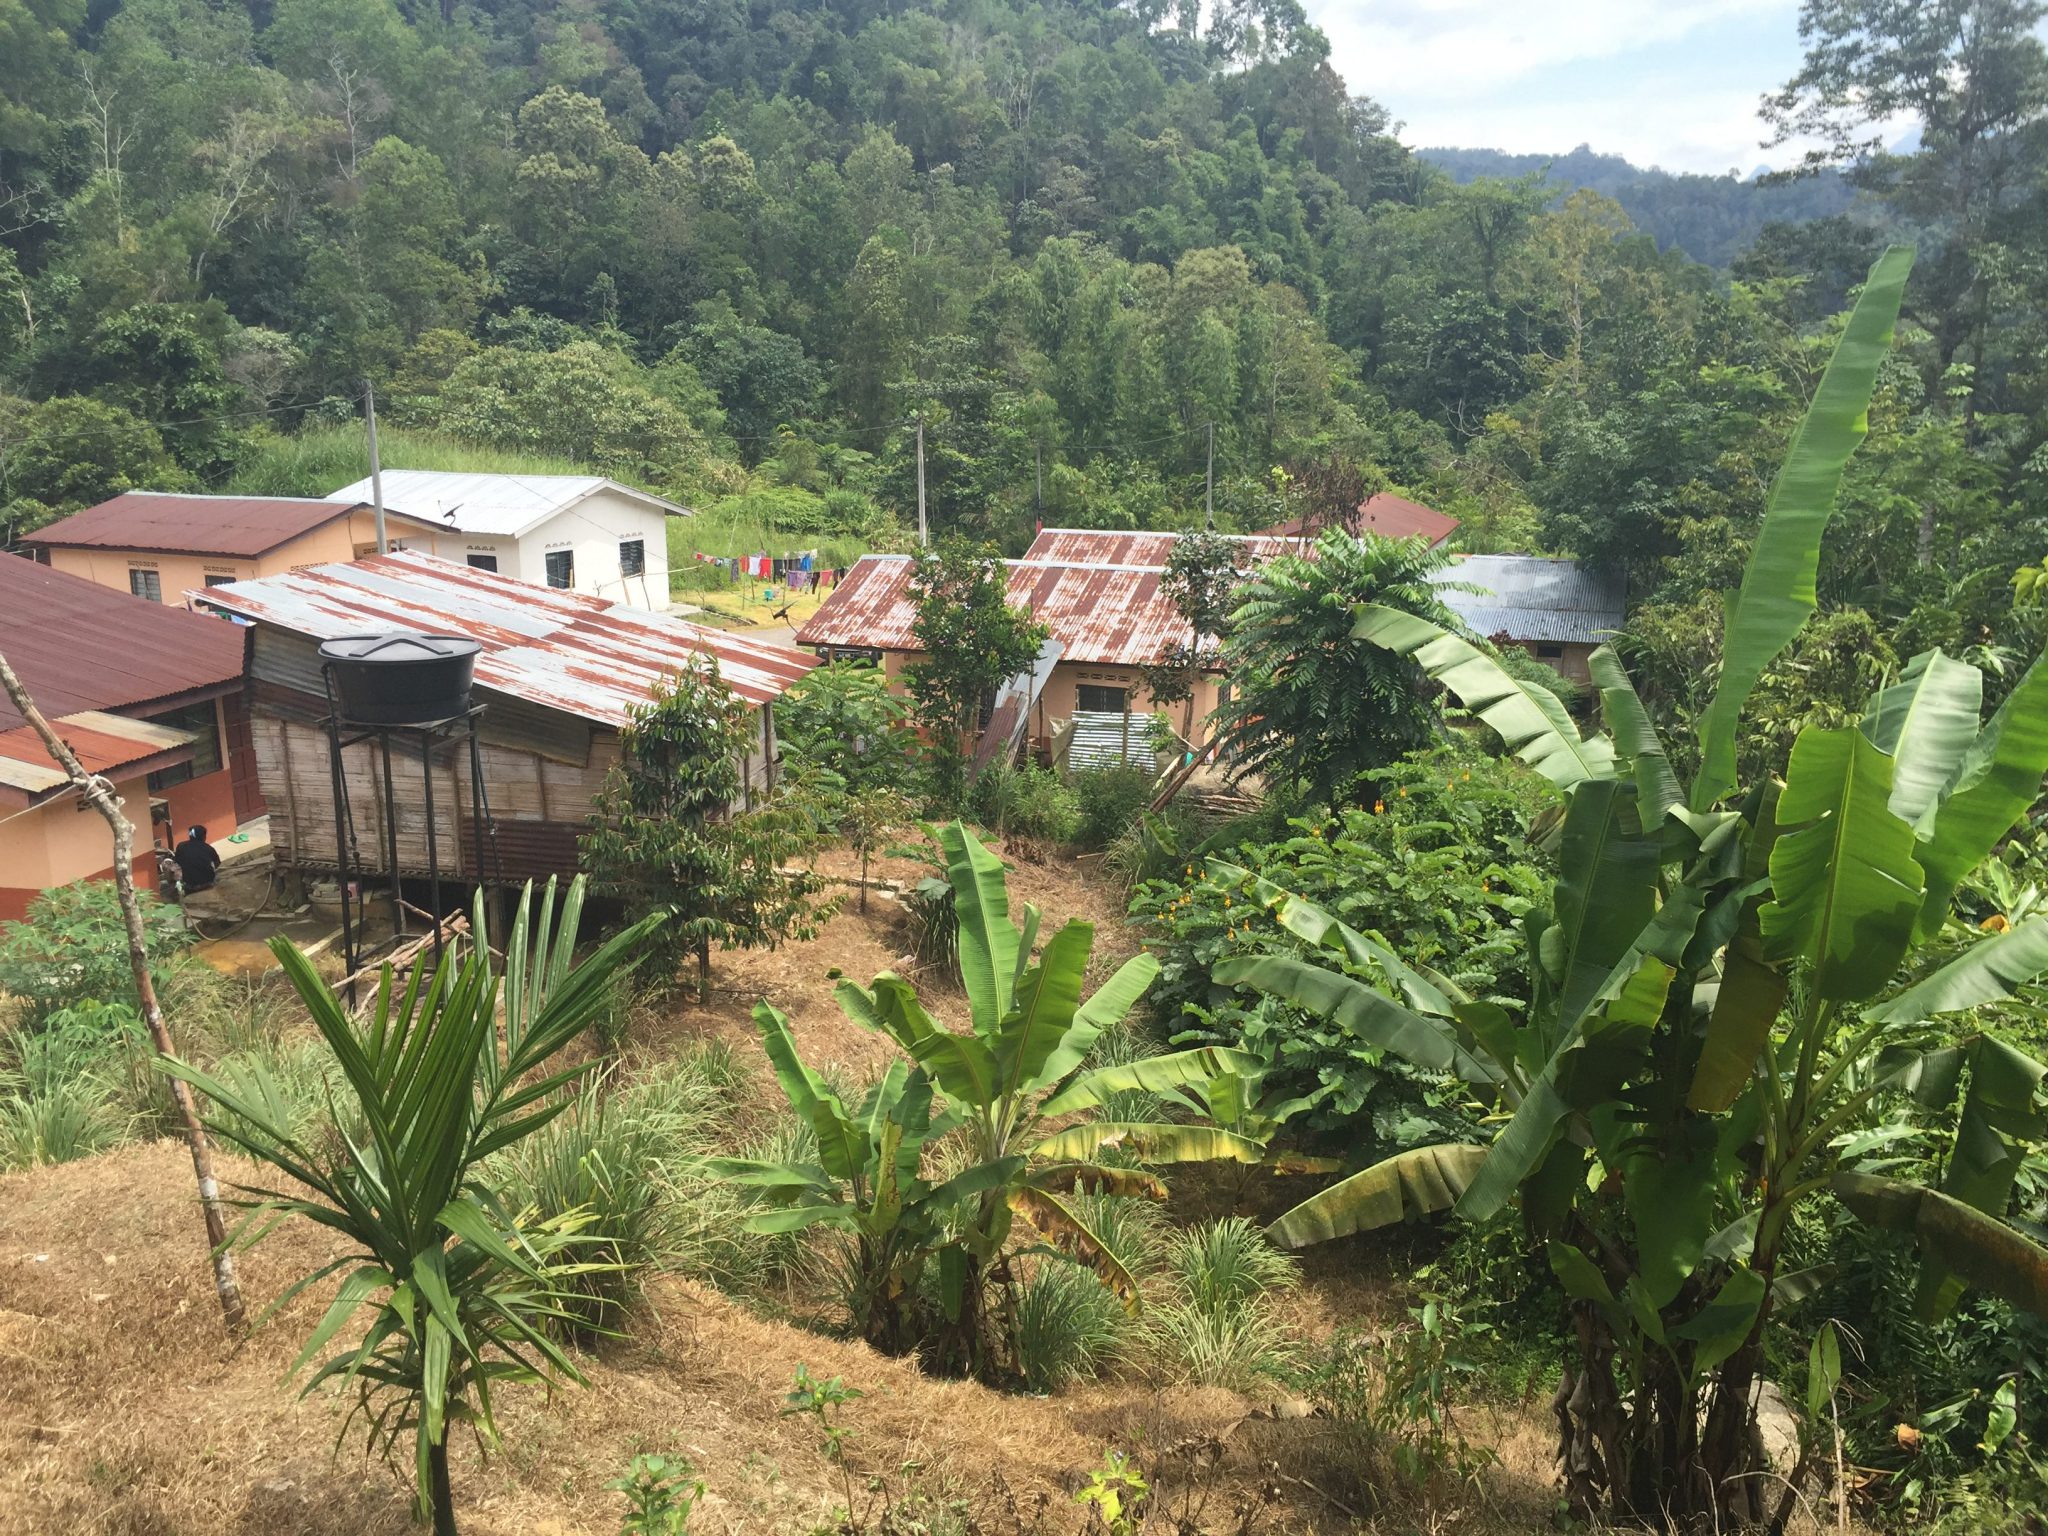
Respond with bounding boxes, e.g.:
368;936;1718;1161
0;650;247;1335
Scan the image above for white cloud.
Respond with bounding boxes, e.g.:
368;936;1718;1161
1302;0;1809;172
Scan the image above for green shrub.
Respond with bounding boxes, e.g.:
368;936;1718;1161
667;1113;819;1297
0;883;190;1026
969;763;1080;848
498;1057;735;1340
1015;1257;1130;1392
0;1075;130;1169
1140;1218;1298;1389
1130;744;1552;1143
1069;766;1155;851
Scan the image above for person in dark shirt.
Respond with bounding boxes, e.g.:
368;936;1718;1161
173;825;221;893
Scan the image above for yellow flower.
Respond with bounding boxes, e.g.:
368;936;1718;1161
1982;913;2011;933
1223;896;1232;908
1374;799;1385;814
1398;787;1407;798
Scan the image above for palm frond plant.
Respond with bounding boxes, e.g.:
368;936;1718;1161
163;878;664;1536
1213;247;2048;1528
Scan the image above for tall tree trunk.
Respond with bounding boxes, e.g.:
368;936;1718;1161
0;650;246;1334
697;932;711;1005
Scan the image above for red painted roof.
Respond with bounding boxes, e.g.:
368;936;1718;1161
196;550;816;721
0;554;246;735
1260;492;1459;547
797;555;1206;668
24;491;443;559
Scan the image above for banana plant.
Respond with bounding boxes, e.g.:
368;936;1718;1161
705;1001;1022;1354
1220;246;2048;1528
761;821;1262;1377
163;878;665;1536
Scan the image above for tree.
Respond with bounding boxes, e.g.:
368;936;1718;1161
681;301;821;458
428;341;708;485
582;664;830;1002
903;540;1046;802
1140;529;1248;743
1209;529;1461;806
0;394;186;534
1220;247;2048;1528
166;880;664;1536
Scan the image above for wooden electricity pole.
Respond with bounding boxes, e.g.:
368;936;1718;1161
364;379;388;555
0;650;246;1335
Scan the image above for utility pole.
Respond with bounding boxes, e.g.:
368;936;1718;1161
1034;442;1043;531
364;380;388;555
914;413;928;547
1204;421;1215;530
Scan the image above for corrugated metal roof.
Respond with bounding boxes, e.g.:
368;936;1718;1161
1260;492;1460;547
194;550;814;723
1431;555;1626;645
0;553;247;735
0;711;197;801
796;555;1203;668
1022;529;1301;564
325;470;690;539
23;491;444;559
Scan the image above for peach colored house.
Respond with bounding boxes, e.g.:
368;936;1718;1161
0;555;252;923
22;491;456;599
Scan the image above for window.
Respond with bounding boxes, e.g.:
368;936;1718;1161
1076;683;1128;713
129;568;162;602
145;700;223;790
544;550;574;589
619;539;645;577
466;554;499;573
1535;643;1565;660
203;572;236;587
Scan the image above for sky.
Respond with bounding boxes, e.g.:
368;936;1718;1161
1301;0;1829;176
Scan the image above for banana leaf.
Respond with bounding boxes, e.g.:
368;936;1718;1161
1210;861;1466;1015
939;821;1020;1031
1864;918;2048;1025
1589;645;1682;826
1860;648;1983;832
1040;1046;1260;1116
1833;1169;2048;1321
1264;1143;1490;1248
1919;1038;2048;1318
1031;1121;1269;1164
1213;951;1495;1082
1692;244;1913;809
1352;604;1617;787
1913;649;2048;939
1759;725;1924;1002
1010;1186;1143;1310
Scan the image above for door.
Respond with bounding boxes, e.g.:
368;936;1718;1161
223;693;268;820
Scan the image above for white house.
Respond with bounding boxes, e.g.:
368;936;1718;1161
324;471;689;610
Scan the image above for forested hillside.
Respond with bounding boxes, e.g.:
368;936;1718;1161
1;0;2044;672
1419;144;1857;267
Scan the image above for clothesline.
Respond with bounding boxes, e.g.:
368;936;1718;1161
690;550;848;591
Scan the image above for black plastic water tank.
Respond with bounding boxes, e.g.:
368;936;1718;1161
319;633;481;725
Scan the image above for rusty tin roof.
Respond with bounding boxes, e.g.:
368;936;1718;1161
797;554;1211;668
0;553;246;734
192;550;815;723
24;491;445;559
0;710;198;807
1022;528;1303;565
